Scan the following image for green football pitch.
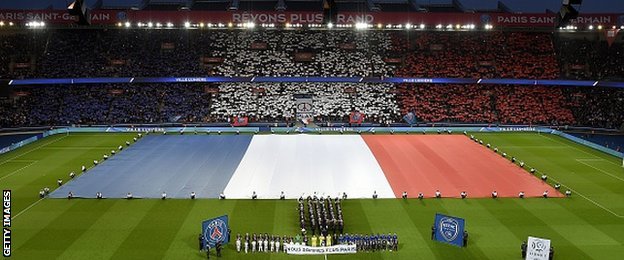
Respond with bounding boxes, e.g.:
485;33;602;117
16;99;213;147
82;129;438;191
2;132;623;259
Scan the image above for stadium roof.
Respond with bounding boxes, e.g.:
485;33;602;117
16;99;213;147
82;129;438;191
0;0;622;13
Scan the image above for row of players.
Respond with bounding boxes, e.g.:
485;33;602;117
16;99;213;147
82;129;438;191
232;233;399;253
299;194;345;235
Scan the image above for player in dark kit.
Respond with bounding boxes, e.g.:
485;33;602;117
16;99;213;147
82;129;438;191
198;233;204;251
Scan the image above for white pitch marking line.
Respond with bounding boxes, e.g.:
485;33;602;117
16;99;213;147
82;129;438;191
0;135;68;166
575;159;624;182
12;198;45;220
0;160;37;181
548;175;624;219
542;134;621;166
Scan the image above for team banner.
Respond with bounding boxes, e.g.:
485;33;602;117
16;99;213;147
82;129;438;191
295;96;314;124
349;111;365;124
433;213;466;247
403;112;418;125
526;236;551;260
231;116;249;127
284;244;357;255
201;215;229;249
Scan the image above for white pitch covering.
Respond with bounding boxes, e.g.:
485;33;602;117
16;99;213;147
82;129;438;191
224;135;395;199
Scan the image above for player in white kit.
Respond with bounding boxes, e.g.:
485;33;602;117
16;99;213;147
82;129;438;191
235;234;241;252
252;233;257;253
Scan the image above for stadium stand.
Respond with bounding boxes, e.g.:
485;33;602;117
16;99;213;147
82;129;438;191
1;30;624;129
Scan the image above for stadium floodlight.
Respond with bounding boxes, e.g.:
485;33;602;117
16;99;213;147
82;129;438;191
167;22;173;28
184;22;191;28
419;23;425;29
456;24;461;29
147;22;153;28
613;25;617;29
247;22;255;29
327;22;334;28
124;21;131;28
156;22;162;27
588;25;593;30
446;24;453;29
405;23;411;29
597;25;603;30
621;26;624;29
355;22;368;30
199;22;205;28
227;22;233;28
116;22;122;27
9;22;14;26
137;22;143;27
0;21;4;26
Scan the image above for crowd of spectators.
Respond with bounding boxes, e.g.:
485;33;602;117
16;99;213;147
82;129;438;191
210;82;400;124
0;84;213;127
394;31;559;79
1;29;623;129
397;84;578;126
556;36;624;80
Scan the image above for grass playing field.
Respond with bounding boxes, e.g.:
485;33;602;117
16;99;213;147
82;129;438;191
2;132;624;259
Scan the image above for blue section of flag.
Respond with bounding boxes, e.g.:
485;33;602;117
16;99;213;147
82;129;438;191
202;215;229;249
433;213;465;247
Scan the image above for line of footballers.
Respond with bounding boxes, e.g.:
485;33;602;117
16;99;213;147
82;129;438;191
233;232;399;253
298;194;345;236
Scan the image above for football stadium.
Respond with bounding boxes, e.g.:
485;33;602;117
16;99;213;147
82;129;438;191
1;0;624;259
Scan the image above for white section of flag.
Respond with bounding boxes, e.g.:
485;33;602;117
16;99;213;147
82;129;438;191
223;135;395;199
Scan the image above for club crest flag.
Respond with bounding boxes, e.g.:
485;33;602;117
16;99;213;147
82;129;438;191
201;215;229;249
231;116;249;126
526;236;551;260
403;112;417;125
433;213;465;247
349;111;365;124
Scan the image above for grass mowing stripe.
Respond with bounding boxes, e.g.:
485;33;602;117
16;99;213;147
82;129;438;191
575;159;624;182
13;199;117;259
110;199;195;259
0;135;67;165
0;160;37;181
162;200;238;260
364;199;436;259
58;200;160;260
539;134;621;166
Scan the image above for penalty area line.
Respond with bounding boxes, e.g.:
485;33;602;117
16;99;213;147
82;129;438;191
575;159;624;183
0;135;68;166
542;134;621;167
0;160;38;181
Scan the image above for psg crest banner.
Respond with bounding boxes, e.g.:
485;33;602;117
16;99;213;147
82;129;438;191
433;213;465;247
201;215;229;249
403;112;417;125
526;236;551;260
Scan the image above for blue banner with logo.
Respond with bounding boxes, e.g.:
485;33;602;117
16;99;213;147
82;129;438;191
201;215;229;249
403;112;417;125
433;213;465;247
